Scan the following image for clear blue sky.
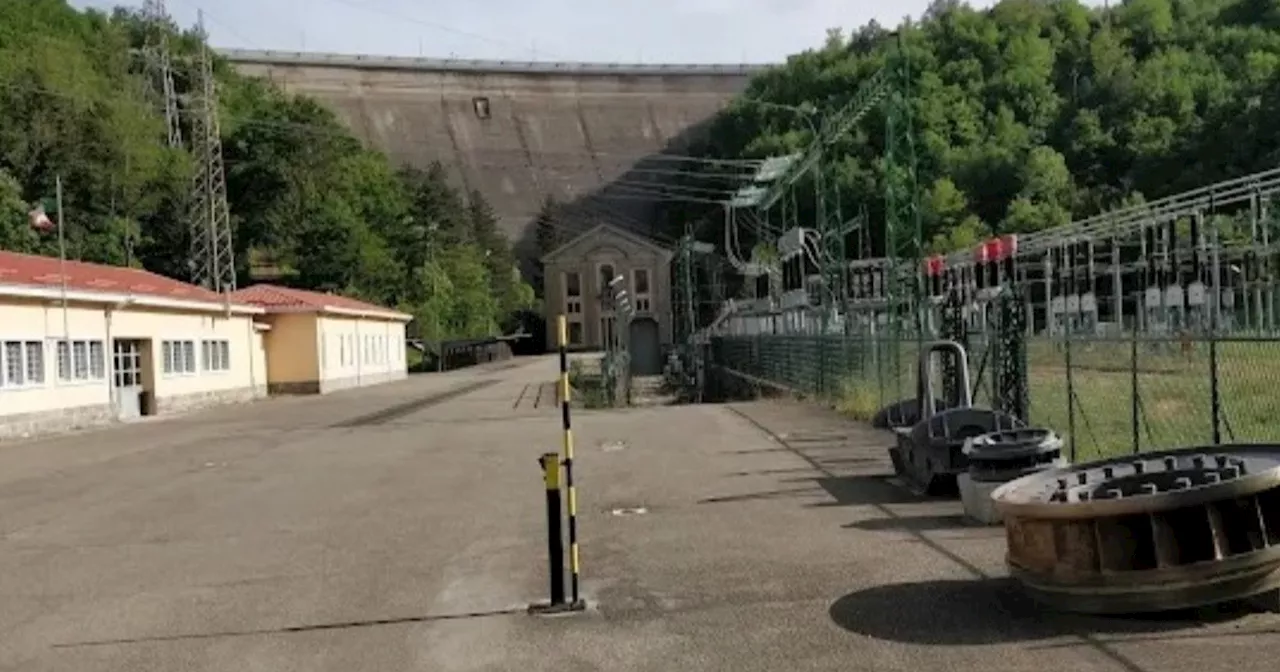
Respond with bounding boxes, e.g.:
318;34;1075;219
68;0;1092;64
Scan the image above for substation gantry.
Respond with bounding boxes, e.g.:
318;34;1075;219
933;167;1280;341
708;32;925;349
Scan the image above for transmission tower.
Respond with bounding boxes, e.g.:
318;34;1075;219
140;0;182;149
187;11;237;293
883;33;924;395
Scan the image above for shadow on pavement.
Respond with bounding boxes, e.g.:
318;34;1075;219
828;578;1248;646
807;475;928;507
699;486;822;504
842;514;971;533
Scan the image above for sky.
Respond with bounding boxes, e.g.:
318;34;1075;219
67;0;1099;65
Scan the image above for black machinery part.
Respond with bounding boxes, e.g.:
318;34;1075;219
991;443;1280;614
892;407;1025;495
872;397;950;430
965;428;1064;484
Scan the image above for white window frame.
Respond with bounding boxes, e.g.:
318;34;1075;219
162;339;198;376
42;338;106;386
201;339;232;373
0;339;47;390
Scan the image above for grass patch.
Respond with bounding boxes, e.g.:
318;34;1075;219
835;376;881;422
746;335;1280;462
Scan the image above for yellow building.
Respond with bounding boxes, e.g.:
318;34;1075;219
0;250;269;441
228;284;412;394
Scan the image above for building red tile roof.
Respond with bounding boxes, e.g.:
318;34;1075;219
0;249;244;308
229;284;411;320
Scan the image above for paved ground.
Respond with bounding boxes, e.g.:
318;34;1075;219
2;355;1279;671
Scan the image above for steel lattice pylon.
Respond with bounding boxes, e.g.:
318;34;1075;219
187;11;236;293
140;0;182;150
882;33;924;395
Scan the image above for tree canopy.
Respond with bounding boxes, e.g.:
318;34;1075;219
0;0;533;342
673;0;1280;255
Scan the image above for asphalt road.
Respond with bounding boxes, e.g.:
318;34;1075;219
2;356;1279;671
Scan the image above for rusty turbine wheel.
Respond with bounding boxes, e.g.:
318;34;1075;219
991;444;1280;614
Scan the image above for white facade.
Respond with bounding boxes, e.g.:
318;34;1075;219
316;315;409;392
0;294;267;441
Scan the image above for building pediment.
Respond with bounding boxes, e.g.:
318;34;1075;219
541;224;672;264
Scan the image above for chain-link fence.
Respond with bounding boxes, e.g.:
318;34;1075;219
709;332;1280;461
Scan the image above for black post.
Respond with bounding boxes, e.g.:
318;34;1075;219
1131;314;1141;455
1065;324;1077;463
530;452;566;612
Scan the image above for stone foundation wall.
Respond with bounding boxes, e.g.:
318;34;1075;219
268;380;321;396
155;386;267;415
0;385;267;443
0;403;115;443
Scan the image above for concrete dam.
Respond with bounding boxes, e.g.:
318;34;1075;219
221;49;767;255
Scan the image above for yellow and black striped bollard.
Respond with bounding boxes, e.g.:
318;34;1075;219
529;315;586;614
557;315;584;608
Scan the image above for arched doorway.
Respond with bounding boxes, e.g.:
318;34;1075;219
629;318;661;376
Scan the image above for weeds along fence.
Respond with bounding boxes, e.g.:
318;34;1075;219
709;333;1280;461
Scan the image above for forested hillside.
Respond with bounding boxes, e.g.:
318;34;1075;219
0;0;533;342
677;0;1280;255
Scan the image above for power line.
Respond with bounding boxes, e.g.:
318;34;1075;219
319;0;562;60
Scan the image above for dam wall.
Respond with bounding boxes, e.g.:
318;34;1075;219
220;49;767;255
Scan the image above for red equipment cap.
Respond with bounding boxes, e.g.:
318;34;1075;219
1000;234;1018;259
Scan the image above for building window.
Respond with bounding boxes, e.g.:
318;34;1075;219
0;341;43;387
473;96;491;119
45;339;103;383
565;272;581;297
599;264;616;293
637;297;651;312
2;341;46;386
202;339;231;372
162;340;196;375
634;268;650;295
72;341;89;379
24;341;45;384
567;321;584;346
89;341;105;379
55;340;69;380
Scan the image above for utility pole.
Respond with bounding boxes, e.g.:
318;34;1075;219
187;11;237;294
